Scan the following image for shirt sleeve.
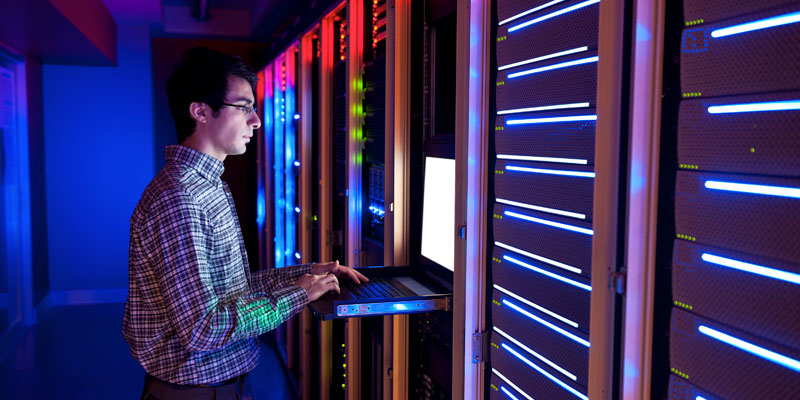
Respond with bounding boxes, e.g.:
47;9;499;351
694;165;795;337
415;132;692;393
145;189;308;353
250;263;313;294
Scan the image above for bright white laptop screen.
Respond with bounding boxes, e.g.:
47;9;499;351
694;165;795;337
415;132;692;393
420;156;456;271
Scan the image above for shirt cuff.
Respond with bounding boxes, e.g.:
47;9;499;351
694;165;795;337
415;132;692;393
274;284;309;317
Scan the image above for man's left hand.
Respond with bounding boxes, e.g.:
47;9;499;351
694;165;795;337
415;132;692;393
311;260;369;284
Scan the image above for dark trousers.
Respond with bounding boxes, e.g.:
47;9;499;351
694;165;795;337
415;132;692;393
140;373;255;400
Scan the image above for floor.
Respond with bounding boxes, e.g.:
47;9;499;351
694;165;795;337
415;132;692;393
0;303;298;399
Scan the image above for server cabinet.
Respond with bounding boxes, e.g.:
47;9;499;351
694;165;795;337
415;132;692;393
488;0;625;398
660;1;800;399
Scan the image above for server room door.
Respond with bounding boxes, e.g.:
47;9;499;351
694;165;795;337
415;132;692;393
659;1;800;399
488;0;624;399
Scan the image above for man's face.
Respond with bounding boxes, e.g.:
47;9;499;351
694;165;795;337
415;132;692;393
206;75;261;159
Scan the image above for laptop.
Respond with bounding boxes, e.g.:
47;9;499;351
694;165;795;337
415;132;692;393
308;156;455;320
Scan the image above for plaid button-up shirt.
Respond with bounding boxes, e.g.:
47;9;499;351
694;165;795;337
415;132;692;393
123;145;310;385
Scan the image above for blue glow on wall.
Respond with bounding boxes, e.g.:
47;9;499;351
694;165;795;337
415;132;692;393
43;25;153;290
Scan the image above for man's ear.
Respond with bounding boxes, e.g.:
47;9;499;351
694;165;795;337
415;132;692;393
189;102;207;124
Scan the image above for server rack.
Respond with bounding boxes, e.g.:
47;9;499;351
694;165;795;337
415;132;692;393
488;0;625;399
656;1;800;399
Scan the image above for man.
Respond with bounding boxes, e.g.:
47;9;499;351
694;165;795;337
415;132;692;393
123;47;366;399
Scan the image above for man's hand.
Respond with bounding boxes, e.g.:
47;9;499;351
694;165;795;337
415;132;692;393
295;273;340;302
311;260;369;284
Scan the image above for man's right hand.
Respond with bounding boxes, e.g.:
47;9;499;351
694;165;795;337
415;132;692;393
295;273;340;302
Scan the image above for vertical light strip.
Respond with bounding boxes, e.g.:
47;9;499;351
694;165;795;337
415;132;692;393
698;325;800;373
494;326;579;380
502;344;589;400
711;11;800;38
495;198;587;220
498;48;589;71
503;255;592;291
508;0;601;33
495;240;583;273
704;180;800;199
503;299;591;346
702;253;800;285
494;284;580;327
492;369;535;400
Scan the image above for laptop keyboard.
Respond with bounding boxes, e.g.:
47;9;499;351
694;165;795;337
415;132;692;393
345;277;405;299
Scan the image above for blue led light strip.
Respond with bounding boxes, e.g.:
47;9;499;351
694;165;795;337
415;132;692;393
495;240;583;273
494;326;578;380
492;369;535;400
495;198;586;220
497;154;588;165
497;101;590;114
506;115;597;125
696;397;708;400
711;11;800;38
501;386;522;400
498;48;589;71
505;165;596;178
503;300;590;346
708;100;800;114
704;180;800;199
504;211;594;235
508;57;599;79
702;253;800;285
502;343;589;400
698;325;800;373
499;0;569;26
494;284;580;327
503;256;592;291
508;0;601;33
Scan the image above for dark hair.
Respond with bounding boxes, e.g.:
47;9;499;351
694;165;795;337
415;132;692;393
166;47;259;143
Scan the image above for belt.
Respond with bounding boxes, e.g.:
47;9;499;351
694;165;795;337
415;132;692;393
146;373;245;389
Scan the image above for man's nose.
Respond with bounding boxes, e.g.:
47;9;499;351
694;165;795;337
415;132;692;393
249;111;261;130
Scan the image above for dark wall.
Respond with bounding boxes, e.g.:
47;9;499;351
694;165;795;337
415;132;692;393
151;38;270;270
26;56;49;305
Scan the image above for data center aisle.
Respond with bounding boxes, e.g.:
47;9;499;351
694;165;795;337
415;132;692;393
0;303;298;399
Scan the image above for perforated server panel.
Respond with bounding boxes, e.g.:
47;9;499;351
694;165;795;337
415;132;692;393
489;0;600;399
665;1;800;399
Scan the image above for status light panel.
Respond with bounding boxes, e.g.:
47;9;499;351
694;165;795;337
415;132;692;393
667;0;800;398
490;0;600;399
272;50;300;269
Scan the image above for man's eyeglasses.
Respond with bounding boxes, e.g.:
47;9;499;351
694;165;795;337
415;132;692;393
221;103;257;115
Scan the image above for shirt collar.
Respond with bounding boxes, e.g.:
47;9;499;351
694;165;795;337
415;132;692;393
165;145;225;183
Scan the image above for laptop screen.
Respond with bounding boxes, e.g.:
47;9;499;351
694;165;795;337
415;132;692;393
420;156;456;272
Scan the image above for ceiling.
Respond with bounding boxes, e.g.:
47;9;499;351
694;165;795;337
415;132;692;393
99;0;319;42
